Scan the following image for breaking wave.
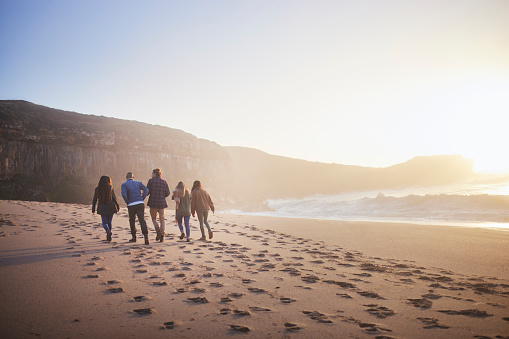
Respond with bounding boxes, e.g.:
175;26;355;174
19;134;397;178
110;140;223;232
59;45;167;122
229;181;509;229
266;193;509;223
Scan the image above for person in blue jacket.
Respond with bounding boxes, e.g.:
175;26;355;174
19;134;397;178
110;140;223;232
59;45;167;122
121;172;150;244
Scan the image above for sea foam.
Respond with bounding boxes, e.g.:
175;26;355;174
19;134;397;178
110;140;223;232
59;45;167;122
229;181;509;229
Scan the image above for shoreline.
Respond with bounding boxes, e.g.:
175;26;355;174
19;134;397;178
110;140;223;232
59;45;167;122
225;210;509;232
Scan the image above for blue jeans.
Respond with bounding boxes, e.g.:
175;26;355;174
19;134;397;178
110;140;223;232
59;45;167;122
177;213;190;238
101;214;113;233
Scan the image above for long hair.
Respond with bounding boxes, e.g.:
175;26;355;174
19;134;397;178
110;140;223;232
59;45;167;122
191;180;202;192
176;181;189;196
97;176;113;204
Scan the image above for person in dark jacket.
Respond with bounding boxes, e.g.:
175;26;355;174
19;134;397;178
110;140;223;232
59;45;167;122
92;175;120;243
146;168;170;242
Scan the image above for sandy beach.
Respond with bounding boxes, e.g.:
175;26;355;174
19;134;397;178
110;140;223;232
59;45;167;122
1;200;508;338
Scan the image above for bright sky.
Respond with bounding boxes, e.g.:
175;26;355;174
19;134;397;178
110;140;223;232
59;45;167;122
1;0;508;172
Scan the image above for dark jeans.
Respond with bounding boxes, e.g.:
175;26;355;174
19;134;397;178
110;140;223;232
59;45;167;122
100;214;113;233
128;203;148;236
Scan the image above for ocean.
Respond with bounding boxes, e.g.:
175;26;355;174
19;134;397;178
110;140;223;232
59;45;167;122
228;177;509;231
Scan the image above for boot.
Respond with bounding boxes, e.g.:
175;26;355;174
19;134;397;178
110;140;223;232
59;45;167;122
129;235;137;243
160;233;164;242
155;233;161;241
179;233;185;240
144;234;149;245
107;232;112;243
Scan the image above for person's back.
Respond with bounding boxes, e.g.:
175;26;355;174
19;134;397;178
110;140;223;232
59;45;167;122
177;189;191;217
121;172;149;244
147;176;170;209
146;168;170;242
191;187;214;214
121;178;148;206
190;181;214;240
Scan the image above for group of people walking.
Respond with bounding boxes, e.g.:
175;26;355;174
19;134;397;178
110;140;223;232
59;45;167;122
91;169;214;244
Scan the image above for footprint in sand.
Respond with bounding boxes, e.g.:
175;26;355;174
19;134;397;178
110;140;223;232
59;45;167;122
132;308;154;315
284;322;303;332
301;274;320;283
247;287;267;294
407;298;432;309
364;304;396;318
248;306;271;312
107;287;124;293
357;291;386;300
280;297;297;304
186;297;209;303
107;280;122;285
162;321;176;329
229;325;250;333
417;317;450;329
357;322;392;334
84;274;99;279
232;310;251;316
302;311;333;323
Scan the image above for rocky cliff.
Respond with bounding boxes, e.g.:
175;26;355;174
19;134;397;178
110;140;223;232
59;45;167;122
0;100;478;209
0;100;232;204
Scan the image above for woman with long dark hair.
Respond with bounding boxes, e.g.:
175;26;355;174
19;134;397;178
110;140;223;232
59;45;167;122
92;175;120;242
190;180;215;241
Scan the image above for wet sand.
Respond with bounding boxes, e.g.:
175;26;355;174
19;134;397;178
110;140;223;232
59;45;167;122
1;200;508;338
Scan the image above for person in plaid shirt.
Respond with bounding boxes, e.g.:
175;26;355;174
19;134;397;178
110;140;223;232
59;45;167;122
146;168;170;242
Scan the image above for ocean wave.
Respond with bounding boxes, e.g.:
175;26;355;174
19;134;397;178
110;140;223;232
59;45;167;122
264;193;509;223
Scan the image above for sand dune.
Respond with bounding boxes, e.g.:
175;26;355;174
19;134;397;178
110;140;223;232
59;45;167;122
1;200;508;338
